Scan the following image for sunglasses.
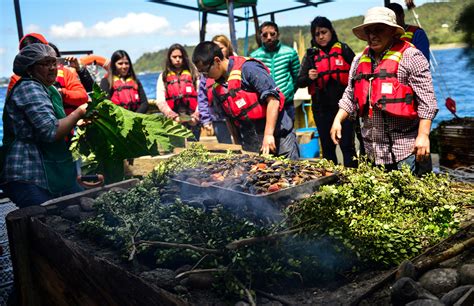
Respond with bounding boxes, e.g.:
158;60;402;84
261;32;277;38
199;60;214;76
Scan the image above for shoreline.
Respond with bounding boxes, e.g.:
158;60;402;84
0;43;470;81
430;42;467;50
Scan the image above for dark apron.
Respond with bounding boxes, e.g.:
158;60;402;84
2;79;77;195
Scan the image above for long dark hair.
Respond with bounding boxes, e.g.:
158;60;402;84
108;50;137;90
162;43;198;84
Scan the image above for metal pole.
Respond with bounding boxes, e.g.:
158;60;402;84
227;0;238;54
252;5;261;47
270;12;275;23
200;11;208;42
14;0;24;41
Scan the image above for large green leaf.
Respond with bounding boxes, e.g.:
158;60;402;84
71;84;193;181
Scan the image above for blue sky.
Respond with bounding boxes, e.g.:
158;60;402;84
0;0;431;77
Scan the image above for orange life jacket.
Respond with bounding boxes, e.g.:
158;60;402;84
400;25;420;43
110;76;140;111
164;70;198;113
309;42;351;95
208;56;285;125
353;40;417;119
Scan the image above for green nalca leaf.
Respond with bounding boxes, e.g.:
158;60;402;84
72;86;193;181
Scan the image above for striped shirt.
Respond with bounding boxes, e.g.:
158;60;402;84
1;80;59;189
339;45;438;165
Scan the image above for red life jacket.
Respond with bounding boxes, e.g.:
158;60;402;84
205;77;215;106
110;76;140;111
400;25;420;43
353;40;417;119
309;42;351;95
164;70;198;113
207;56;285;125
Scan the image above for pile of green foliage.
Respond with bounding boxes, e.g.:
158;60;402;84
71;85;193;183
79;147;470;298
288;160;466;266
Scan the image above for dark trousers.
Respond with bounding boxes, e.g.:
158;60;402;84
314;110;357;167
184;123;201;142
213;120;232;144
2;181;83;209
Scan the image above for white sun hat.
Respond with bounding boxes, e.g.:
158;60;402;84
352;6;405;41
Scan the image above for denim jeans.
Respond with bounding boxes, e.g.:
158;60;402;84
2;181;83;208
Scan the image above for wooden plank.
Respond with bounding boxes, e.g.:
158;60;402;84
40;179;140;212
124;154;175;177
6;206;47;306
27;218;188;306
173;141;243;153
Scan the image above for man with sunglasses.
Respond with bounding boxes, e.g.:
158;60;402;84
192;41;299;160
250;21;300;121
330;7;437;175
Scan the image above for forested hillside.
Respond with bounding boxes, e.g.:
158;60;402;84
134;0;469;72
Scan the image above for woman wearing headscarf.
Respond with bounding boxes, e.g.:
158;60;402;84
1;44;88;208
297;16;357;167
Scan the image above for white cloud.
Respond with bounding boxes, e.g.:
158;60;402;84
0;48;5;55
179;20;230;38
26;24;42;34
51;22;87;39
49;13;169;39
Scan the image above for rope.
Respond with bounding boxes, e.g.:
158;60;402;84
440;165;474;183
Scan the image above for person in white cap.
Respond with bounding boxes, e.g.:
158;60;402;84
330;6;438;175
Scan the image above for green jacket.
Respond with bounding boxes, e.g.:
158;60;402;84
250;42;300;104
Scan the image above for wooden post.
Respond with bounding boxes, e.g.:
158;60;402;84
6;206;47;306
252;5;261;47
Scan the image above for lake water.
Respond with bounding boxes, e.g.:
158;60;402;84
1;47;472;142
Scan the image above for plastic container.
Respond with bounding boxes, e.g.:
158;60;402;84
296;127;320;158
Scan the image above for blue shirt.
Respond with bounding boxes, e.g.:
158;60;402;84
217;58;293;133
197;75;225;124
412;27;430;63
1;80;59;189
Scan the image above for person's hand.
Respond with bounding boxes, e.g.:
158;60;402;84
203;123;214;136
413;132;430;162
65;56;80;71
261;134;276;155
405;0;416;9
188;117;199;126
308;69;318;80
330;119;342;145
76;103;90;126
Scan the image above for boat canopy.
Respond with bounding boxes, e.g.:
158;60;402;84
198;0;257;11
